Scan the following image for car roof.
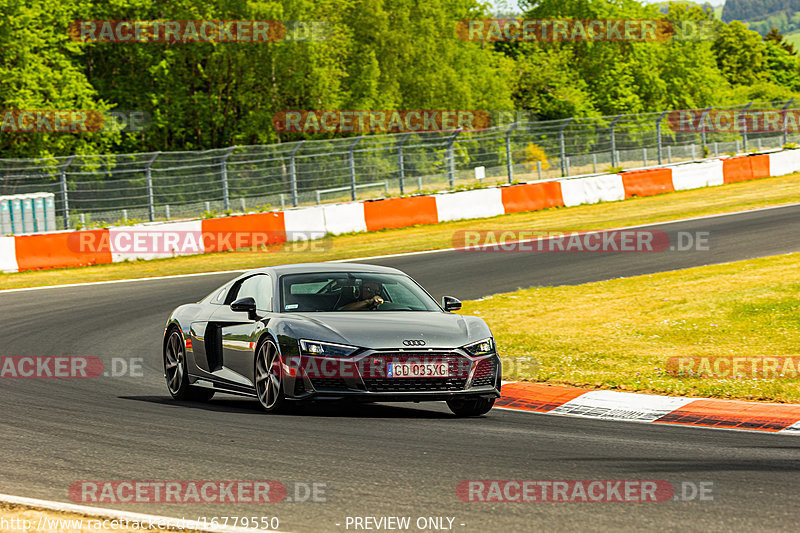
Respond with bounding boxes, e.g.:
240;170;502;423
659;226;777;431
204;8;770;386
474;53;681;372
245;262;406;277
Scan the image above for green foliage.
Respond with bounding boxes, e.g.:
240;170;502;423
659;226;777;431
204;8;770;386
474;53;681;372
712;21;769;86
3;0;800;163
0;0;117;157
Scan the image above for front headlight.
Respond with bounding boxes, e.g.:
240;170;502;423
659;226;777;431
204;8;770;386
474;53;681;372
464;337;495;356
299;339;360;358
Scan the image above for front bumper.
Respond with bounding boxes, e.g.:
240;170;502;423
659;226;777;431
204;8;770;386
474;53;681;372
286;349;502;401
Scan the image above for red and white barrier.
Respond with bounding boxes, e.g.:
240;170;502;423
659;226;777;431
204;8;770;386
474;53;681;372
4;149;799;273
109;220;204;261
768;150;800;177
321;203;367;235
560;174;625;207
670;160;724;190
434;188;505;222
0;237;18;273
283;206;327;241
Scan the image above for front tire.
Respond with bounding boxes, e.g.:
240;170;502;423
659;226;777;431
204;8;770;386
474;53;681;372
447;396;495;417
255;338;285;412
164;328;214;402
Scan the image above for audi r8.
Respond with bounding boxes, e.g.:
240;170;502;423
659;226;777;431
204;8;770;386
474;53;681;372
163;263;501;416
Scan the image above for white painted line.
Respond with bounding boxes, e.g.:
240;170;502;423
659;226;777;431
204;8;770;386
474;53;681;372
2;201;798;294
0;492;287;532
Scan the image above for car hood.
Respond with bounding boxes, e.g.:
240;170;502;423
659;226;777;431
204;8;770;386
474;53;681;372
283;311;491;350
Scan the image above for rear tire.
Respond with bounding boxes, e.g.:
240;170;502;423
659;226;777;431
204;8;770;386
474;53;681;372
164;327;215;402
447;397;495;417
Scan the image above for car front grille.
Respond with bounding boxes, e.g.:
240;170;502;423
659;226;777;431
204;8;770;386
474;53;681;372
471;358;497;388
362;378;468;392
309;378;353;391
361;352;470;393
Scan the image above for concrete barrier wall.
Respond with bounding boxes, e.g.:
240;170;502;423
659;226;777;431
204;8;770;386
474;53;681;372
3;150;798;272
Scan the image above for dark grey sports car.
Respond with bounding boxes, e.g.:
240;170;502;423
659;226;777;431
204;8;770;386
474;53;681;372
163;263;501;416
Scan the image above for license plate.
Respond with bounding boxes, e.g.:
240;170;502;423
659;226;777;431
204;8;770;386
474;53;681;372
387;362;450;378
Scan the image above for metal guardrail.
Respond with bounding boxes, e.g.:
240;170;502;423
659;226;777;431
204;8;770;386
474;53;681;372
0;100;798;230
315;181;388;205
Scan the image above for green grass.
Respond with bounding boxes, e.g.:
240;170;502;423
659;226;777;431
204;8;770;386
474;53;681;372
465;253;800;403
1;172;799;290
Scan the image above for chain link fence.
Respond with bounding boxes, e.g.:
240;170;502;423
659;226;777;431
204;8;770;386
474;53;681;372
0;100;797;232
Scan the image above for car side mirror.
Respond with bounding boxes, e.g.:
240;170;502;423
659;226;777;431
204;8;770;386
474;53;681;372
231;297;259;320
442;296;462;312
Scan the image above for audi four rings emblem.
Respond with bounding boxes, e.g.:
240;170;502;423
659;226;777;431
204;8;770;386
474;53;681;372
403;339;426;346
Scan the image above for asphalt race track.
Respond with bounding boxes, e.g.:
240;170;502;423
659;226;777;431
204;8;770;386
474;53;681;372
1;204;799;532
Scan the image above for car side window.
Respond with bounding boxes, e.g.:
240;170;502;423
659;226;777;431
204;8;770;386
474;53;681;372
230;274;272;311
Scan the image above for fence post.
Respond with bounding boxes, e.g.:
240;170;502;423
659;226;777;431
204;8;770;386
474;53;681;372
782;99;794;146
446;129;461;188
505;122;519;184
558;119;573;177
610;115;623;168
348;136;362;201
220;146;235;211
397;132;411;195
289;141;304;207
739;102;752;152
59;155;75;229
698;107;712;148
145;152;160;222
656;110;669;165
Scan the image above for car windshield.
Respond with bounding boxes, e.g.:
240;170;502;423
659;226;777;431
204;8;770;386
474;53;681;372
280;272;440;312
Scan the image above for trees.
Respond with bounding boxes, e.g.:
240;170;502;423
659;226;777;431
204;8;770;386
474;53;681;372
0;0;115;158
3;0;800;160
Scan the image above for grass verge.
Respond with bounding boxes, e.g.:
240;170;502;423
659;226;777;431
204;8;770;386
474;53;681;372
1;173;799;290
468;252;800;403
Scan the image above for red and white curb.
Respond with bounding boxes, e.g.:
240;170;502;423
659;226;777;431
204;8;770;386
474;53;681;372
497;382;800;434
0;493;283;533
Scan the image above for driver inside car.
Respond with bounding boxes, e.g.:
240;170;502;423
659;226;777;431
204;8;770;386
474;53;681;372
339;280;384;310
